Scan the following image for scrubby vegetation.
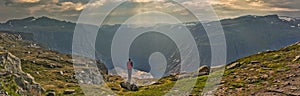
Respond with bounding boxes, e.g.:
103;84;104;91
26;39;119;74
215;42;300;95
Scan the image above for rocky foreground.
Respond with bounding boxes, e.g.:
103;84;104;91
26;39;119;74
0;32;107;95
0;31;299;96
215;42;300;95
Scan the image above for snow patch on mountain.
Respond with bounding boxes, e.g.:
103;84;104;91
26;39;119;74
279;16;296;21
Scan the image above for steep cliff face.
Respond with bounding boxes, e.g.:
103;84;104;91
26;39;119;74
0;51;44;95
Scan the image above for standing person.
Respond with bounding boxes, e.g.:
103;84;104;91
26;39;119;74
127;58;133;83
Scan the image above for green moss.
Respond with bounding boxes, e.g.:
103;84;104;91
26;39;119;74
258;69;268;73
224;69;236;76
1;76;20;96
229;82;244;88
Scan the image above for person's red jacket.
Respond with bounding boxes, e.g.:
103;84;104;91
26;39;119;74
127;61;133;70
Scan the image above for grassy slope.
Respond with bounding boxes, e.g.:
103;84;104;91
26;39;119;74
1;31;299;95
107;42;300;96
0;32;84;95
215;42;300;95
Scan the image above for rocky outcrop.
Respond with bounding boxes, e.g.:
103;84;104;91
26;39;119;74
0;32;110;95
73;56;108;85
0;52;45;95
1;52;23;73
120;82;138;91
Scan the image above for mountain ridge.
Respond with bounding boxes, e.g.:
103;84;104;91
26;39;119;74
0;23;299;95
0;14;300;76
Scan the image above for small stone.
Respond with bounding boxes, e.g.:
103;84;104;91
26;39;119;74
262;68;272;70
153;82;163;85
277;68;287;72
292;56;300;62
111;87;119;91
198;65;210;76
60;71;64;75
0;71;9;76
250;61;260;64
47;92;55;96
26;51;31;54
250;68;255;71
246;77;258;83
170;77;178;81
130;84;138;91
63;90;75;94
260;74;269;80
289;86;298;90
226;62;241;69
178;74;191;79
272;54;281;60
0;46;4;50
220;81;226;84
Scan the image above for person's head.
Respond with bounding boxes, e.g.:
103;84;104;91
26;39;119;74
128;58;131;61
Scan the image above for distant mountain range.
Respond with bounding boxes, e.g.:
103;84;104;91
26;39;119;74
1;15;300;77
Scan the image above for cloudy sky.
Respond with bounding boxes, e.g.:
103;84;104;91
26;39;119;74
1;0;300;25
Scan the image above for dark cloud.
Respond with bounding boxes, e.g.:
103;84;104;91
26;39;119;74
59;0;89;4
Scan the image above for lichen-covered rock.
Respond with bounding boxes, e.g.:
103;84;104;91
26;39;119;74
0;52;45;95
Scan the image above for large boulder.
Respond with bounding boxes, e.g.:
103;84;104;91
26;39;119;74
120;82;138;91
63;90;75;95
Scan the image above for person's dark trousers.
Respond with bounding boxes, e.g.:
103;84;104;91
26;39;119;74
128;69;132;83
